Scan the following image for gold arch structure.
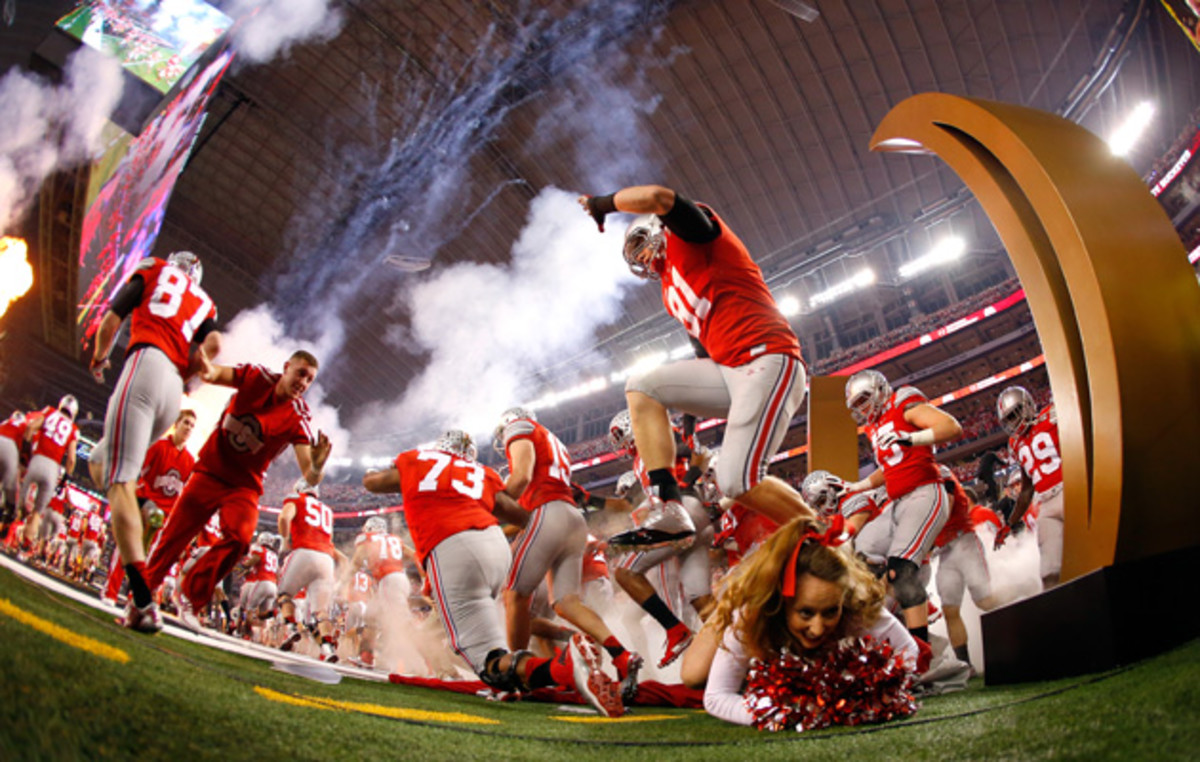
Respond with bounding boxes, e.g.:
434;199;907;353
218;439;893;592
870;94;1200;581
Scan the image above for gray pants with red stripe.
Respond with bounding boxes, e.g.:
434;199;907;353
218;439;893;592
94;346;182;488
425;525;511;673
626;353;806;499
887;481;950;564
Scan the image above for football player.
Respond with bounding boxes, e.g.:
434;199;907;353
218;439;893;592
580;185;813;545
0;409;28;529
493;406;642;698
18;396;79;554
88;251;220;633
143;350;331;634
103;409;197;604
607;409;715;670
834;369;963;645
363;429;624;717
996;385;1064;588
237;532;280;642
277;479;344;661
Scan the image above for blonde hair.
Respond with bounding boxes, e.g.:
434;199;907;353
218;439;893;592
711;516;885;661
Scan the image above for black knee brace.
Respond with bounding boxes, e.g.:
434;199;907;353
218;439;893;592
480;648;531;693
887;557;928;609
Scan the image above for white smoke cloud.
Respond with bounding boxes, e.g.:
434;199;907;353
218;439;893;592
0;47;124;232
352;187;639;446
223;0;344;64
184;304;350;459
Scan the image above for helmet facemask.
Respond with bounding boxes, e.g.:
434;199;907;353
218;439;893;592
623;215;666;280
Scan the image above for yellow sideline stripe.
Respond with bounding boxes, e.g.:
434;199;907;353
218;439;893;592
552;714;684;723
255;686;338;711
255;686;500;724
0;598;130;663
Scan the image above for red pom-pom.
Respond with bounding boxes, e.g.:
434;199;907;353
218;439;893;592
743;636;919;732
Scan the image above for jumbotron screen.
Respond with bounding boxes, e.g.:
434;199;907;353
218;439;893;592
76;47;233;347
56;0;232;95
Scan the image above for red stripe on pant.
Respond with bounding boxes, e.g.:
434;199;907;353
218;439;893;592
107;349;144;487
144;471;259;608
744;357;797;492
104;550;125;599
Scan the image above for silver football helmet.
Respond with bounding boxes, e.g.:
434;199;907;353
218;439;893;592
363;516;387;535
996;385;1037;437
58;394;79;420
799;470;845;516
609;410;635;457
435;429;475;461
623;214;666;280
492;406;536;454
614;470;639;499
845;370;892;425
292;477;319;497
264;532;282;552
167;250;203;284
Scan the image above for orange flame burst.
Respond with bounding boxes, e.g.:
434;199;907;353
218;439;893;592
0;237;34;319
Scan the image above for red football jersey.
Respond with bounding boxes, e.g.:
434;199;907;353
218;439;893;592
67;511;86;540
395;448;504;566
716;502;779;566
934;469;975;547
126;258;217;376
136;437;195;513
864;387;941;500
244;544;279;583
581;536;609;584
84;512;105;542
195;365;317;494
1008;405;1063;499
970;504;1003;531
653;205;802;367
0;411;26;441
30;406;78;465
500;418;575;511
348;570;373;602
285;494;335;555
355;531;408;581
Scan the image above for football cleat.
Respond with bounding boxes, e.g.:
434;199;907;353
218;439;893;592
607;497;695;550
659;626;693;669
280;624;303;652
122;600;163;635
619;651;644;704
567;634;624;718
320;640;339;663
177;595;204;633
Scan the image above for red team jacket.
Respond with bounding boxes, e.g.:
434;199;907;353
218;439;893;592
126;258;217;376
500;418;575;511
865;387;941;501
1008;405;1063;499
30;406;78;466
194;364;317;495
355;531;407;581
654;204;801;366
286;493;335;555
394;448;505;566
136;437;195;513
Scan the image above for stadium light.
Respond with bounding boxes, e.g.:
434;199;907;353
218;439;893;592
777;294;802;317
810;268;876;307
899;236;966;279
1108;101;1155;157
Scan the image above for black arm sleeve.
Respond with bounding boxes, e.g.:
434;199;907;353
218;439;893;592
194;317;218;344
660;194;720;244
108;276;145;319
688;336;710;359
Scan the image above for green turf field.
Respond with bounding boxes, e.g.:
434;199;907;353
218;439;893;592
1;566;1197;761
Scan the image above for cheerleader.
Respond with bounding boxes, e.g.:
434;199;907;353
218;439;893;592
703;516;919;728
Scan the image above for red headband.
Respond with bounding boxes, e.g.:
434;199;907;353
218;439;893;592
781;515;848;597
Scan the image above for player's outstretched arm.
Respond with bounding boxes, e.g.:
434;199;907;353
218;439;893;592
90;311;122;383
362;467;400;494
293;431;331;487
577;185;676;231
493;492;529;529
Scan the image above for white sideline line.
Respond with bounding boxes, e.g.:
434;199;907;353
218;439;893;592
0;553;388;682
